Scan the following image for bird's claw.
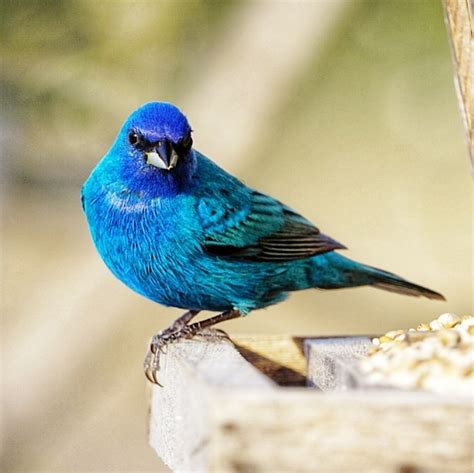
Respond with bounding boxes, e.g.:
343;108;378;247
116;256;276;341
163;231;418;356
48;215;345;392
143;326;193;386
144;353;162;386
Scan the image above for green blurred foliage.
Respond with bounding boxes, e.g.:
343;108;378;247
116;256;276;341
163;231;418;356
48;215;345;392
1;0;237;184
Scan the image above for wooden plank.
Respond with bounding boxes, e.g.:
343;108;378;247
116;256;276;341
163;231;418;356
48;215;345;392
209;389;473;473
443;0;473;167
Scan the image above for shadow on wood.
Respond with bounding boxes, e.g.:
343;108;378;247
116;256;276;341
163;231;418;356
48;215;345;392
232;335;307;386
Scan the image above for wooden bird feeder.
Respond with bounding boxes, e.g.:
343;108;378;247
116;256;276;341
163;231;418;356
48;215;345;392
148;335;472;472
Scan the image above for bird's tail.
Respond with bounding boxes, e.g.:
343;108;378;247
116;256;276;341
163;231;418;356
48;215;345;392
362;265;445;300
311;253;445;301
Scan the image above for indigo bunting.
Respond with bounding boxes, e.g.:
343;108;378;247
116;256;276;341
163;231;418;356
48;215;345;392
82;102;444;383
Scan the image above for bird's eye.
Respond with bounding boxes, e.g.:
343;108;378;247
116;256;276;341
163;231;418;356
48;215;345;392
181;133;193;152
128;131;141;147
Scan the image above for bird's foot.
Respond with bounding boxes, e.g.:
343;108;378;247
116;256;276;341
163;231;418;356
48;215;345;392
144;310;199;385
143;309;242;385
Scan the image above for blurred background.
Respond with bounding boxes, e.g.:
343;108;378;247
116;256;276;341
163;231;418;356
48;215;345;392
1;0;472;471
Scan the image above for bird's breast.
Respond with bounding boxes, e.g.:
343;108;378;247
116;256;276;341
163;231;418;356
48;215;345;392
83;185;204;304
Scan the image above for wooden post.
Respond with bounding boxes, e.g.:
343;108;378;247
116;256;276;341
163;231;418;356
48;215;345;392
148;334;472;473
443;0;473;168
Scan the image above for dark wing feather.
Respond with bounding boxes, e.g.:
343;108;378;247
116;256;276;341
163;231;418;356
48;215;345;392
203;191;346;262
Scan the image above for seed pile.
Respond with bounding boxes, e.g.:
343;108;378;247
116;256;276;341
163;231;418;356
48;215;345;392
359;314;473;395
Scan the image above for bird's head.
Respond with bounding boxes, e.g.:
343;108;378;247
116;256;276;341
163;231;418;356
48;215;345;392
103;102;197;197
120;102;193;171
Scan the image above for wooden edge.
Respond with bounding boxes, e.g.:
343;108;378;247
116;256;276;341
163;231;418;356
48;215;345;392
443;0;473;168
305;336;373;390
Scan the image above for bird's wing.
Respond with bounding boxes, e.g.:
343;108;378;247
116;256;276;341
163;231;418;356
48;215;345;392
200;189;346;262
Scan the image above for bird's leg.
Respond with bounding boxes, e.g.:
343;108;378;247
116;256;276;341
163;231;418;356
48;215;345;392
144;309;242;385
184;309;241;335
159;309;200;338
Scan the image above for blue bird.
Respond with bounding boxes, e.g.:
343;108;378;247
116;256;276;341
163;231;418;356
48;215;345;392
81;101;444;383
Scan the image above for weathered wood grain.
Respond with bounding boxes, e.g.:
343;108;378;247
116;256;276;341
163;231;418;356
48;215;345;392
443;0;473;167
148;336;274;472
209;389;472;473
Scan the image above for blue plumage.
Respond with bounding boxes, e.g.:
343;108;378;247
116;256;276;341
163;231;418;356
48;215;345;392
82;102;443;377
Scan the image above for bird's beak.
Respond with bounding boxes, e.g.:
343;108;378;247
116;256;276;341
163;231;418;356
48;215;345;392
146;141;179;170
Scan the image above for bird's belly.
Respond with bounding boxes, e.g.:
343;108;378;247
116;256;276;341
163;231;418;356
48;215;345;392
94;226;283;312
101;238;238;311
